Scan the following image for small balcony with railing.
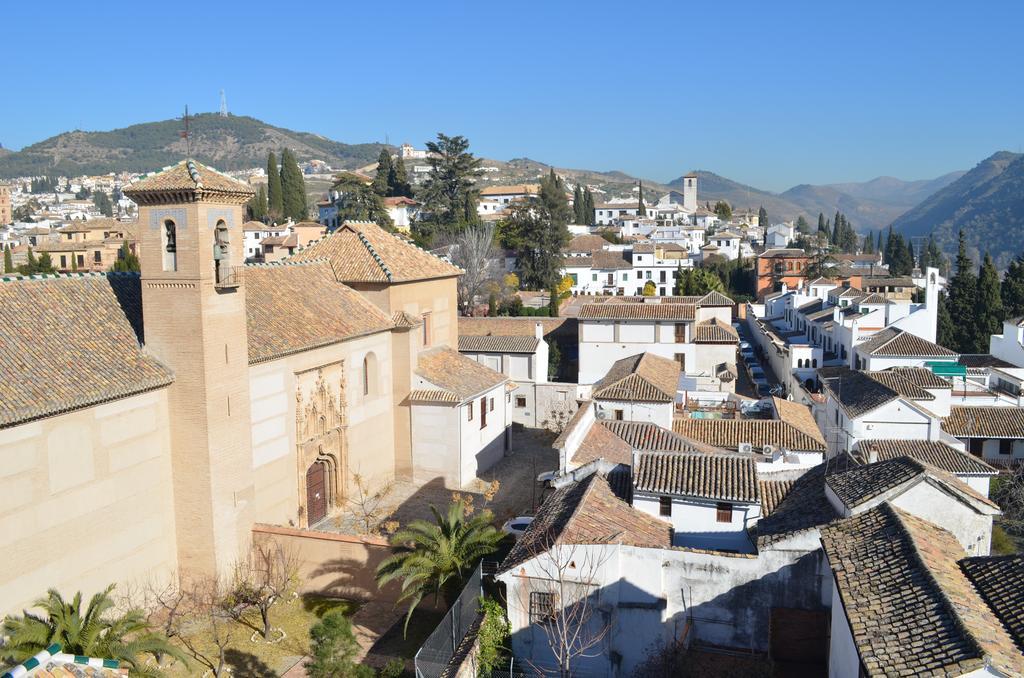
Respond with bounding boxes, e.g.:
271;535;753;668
214;265;243;290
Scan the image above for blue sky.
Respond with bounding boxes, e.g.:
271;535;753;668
3;1;1022;191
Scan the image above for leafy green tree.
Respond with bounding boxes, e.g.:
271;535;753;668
247;185;268;222
330;173;393;229
280;148;307;221
573;184;585;224
637;181;646;217
389;154;412;198
582;187;596;226
305;610;373;678
501;170;571;291
713;200;732;221
22;251;56;275
266;152;283;220
547;338;561;380
110;242;141;272
375;500;502;634
3;245;13;273
372;148;394;197
863;232;874;254
977;252;1005;343
1002;254;1024;319
642;280;656;296
795;215;810;234
946;230;979;353
758;206;768;230
937;291;956;349
676;267;723;295
416;133;483;244
1;584;183;674
476;597;510;678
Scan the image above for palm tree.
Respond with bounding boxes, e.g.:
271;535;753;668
2;584;183;676
375;500;503;634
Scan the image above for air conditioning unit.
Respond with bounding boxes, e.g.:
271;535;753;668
738;442;753;454
762;444;775;457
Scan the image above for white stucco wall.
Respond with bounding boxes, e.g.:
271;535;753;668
827;573;861;678
633;493;759;552
593;399;673;429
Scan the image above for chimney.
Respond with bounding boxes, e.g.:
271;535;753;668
535;322;543;341
867;445;878;464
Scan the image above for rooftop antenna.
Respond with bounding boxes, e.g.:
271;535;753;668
180;106;192;158
220;90;228;117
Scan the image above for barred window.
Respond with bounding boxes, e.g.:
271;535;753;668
529;591;555;623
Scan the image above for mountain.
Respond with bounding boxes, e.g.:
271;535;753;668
892;151;1024;268
0;114;390;178
666;170;961;232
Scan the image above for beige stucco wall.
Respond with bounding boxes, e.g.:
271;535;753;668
0;390;178;617
352;277;459;350
247;330;397;527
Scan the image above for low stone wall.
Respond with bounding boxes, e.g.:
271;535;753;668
252;523;402;602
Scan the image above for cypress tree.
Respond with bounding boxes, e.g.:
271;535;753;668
573;185;584;224
976;252;1004;345
946;230;978;353
372;148;393;197
1002;254;1024;319
817;212;825;233
906;238;915;270
758;206;768;230
247;185;268;222
279;148;307;221
390;154;412;197
937;292;956;349
3;245;12;273
926;237;945;275
267;152;283;220
637;181;646;217
877;230;883;253
583;187;596;225
863;233;873;254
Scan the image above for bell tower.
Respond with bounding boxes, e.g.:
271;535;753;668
124;160;256;577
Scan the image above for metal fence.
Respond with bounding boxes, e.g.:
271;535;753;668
414;563;483;678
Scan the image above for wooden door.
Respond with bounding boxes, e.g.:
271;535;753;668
306;462;327;526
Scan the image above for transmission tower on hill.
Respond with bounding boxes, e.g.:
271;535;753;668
219;90;228;117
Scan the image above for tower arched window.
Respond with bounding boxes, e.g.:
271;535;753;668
214;219;230;283
162;219;177;271
362;352;377;397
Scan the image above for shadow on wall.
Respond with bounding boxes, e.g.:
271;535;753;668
508;551;829;677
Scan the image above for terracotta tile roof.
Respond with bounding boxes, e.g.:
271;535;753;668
755;464;837;546
552;399;594;450
408;389;461;404
479;184;540;196
0;273;173;428
820;504;1024;677
826;455;998;510
672;418;826;452
500;472;671;573
578;302;695;321
261;233;298;248
806;306;836;322
391;311;422;328
854;439;996;475
632;242;655;253
864;370;935;401
123;160;254;204
856;327;957;358
889;366;953;389
458;317;574;341
771;397;827;447
416;347;507;401
570;421;633;466
960;555;1024;654
959;354;1014;369
590;250;632;270
944;405;1024;438
819;367;901;418
290;220;462;283
592;353;679;403
759;479;794;515
634;451;759;502
244;260;393;363
242;220;269;232
693;317;739;343
564;234;608;253
458;335;539;354
601;420;713;453
856;293;895;305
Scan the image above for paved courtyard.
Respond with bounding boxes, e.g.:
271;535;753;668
325;425;560;536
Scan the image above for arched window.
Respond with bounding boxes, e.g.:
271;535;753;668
162;219;177;271
812;358;818;368
362;352;377;397
214;219;229;283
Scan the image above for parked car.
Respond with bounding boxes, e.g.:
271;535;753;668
502;516;535;539
739;341;751;350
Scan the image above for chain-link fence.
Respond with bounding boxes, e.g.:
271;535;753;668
414;563;483;678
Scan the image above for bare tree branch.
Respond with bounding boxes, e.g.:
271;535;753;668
441;223;500;316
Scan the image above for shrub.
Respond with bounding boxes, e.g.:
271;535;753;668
306;610;374;678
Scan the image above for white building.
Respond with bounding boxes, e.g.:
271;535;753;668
765;222;795;248
576;294;736;387
382;196;420;231
989;317;1024;367
588;353;679;429
408;347;512;488
562;244;689;297
477;184;540;213
243;221;288;260
702;230;741;261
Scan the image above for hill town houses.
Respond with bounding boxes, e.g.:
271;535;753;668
2;161;1024;678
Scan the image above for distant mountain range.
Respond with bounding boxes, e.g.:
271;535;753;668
0;114;388;178
6;115;1013;250
892;151;1024;269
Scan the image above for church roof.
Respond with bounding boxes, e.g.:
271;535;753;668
415;347;508;402
0;273;174;428
245;260;394;364
290;221;462;283
123;159;254;204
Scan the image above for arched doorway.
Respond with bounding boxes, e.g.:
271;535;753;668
306;461;328;526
